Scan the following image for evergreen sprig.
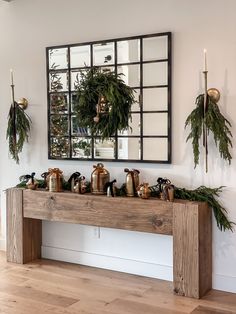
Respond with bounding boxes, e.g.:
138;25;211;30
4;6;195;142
174;185;234;232
185;94;232;168
6;102;31;163
73;67;135;140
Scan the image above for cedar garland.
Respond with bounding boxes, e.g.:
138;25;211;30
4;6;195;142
185;94;232;169
73;67;135;140
6;102;31;164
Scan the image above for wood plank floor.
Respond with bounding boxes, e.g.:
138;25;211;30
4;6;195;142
0;251;236;314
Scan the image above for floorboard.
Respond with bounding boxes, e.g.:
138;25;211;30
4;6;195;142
0;251;235;314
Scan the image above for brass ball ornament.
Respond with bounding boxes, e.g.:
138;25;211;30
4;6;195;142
17;97;29;110
207;88;220;103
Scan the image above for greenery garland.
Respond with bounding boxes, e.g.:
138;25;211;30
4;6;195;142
185;94;232;168
73;67;135;140
174;186;234;232
6;102;31;164
17;173;234;232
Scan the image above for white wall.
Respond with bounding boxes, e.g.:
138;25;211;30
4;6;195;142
0;0;236;292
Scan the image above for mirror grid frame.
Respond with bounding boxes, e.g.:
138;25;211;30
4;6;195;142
46;32;172;163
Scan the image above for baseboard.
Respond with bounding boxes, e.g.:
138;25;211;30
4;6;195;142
42;245;173;281
42;246;236;293
0;238;6;251
213;273;236;293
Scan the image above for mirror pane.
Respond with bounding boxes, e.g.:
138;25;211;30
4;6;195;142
143;113;168;136
72;137;92;159
118;137;140;160
49;71;68;92
50;93;69;114
71;116;91;136
131;89;140;112
117;64;140;87
93;42;114;66
143;138;168;161
143;36;168;61
143;88;168;111
101;66;115;73
71;69;86;91
70;45;90;68
50;137;70;158
50;115;69;136
117;39;140;64
49;48;68;70
143;62;168;86
118;113;140;136
94;138;115;159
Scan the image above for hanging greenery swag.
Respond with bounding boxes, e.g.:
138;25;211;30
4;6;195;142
73;67;135;140
6;102;31;164
185;94;232;169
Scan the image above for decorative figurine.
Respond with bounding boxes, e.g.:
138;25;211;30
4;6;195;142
157;177;174;201
26;172;38;190
20;172;38;190
68;172;81;192
137;183;151;199
105;179;117;197
124;168;140;197
74;176;86;194
48;168;63;192
41;171;49;189
91;163;110;195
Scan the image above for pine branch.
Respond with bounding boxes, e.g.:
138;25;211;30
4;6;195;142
175;185;235;232
185;94;233;167
6;102;31;163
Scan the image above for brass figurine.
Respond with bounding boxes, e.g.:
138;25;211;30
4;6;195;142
48;168;63;192
124;168;140;197
91;163;110;195
137;183;150;199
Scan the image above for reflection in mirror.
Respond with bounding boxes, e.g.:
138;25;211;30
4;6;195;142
50;115;69;136
131;89;140;112
143;113;168;136
71;69;86;91
49;71;68;92
47;32;171;162
143;62;168;86
143;36;168;61
118;113;140;136
71;116;90;136
117;64;140;87
94;138;115;159
143;88;168;111
143;138;168;161
93;42;114;66
72;137;92;159
117;39;140;64
50;93;69;114
118;137;140;159
49;48;68;70
50;137;70;158
70;45;90;68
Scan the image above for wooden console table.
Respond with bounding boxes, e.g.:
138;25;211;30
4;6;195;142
6;188;212;299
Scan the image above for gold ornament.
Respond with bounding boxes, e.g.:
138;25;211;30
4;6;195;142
18;97;28;110
207;88;220;103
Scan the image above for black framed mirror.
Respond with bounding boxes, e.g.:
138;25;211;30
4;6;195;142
46;32;172;163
